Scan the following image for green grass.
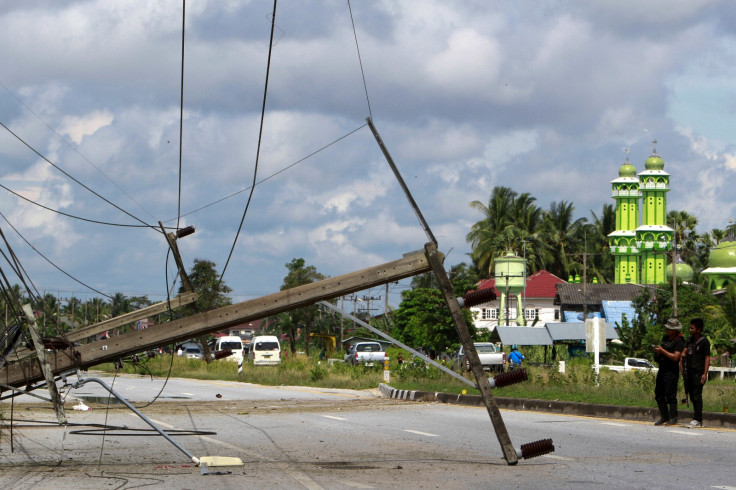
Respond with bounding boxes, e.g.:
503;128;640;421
95;353;385;390
94;353;736;414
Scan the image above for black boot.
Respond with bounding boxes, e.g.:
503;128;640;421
654;403;669;426
666;403;678;425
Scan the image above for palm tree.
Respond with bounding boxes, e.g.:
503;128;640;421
110;292;131;318
467;186;547;277
668;210;699;268
586;204;616;283
542;200;587;279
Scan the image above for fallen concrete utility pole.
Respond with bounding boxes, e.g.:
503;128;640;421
366;118;554;464
0;249;433;388
7;292;199;362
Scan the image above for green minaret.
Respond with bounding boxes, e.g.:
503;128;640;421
635;141;673;284
609;150;640;283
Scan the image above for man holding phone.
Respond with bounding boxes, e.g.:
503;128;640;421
653;318;685;426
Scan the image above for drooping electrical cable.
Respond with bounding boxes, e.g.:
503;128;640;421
0;183;153;228
218;0;278;287
0;210;112;299
0;81;157;222
347;0;373;119
0;120;156;231
176;0;186;232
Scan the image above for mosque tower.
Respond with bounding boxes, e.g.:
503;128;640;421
608;149;640;283
634;141;673;284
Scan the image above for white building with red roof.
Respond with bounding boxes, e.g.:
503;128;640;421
472;270;567;331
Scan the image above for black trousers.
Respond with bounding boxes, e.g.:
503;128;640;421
655;369;678;406
687;371;705;422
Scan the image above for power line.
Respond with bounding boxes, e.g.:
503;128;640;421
176;0;186;232
0;119;156;232
0;183;153;228
0;81;157;222
218;0;278;286
160;123;367;223
347;0;373;119
0;210;112;299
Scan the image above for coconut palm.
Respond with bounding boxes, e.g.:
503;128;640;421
467;186;518;277
585;204;616;283
467;187;547;277
541;200;587;279
668;209;699;268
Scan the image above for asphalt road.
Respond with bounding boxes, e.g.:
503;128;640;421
1;373;735;489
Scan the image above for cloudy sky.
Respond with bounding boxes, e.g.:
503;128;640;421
1;0;735;309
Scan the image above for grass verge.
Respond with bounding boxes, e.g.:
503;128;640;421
95;354;736;414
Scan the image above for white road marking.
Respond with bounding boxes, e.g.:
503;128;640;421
181;392;195;396
711;486;736;489
542;454;575;461
340;481;374;488
403;429;438;437
668;430;699;436
600;422;627;427
323;415;346;421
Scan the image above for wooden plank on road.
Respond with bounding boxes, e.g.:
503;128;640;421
0;249;433;388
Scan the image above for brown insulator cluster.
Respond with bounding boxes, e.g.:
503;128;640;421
460;288;496;308
520;438;555;459
492;368;528;388
213;349;233;360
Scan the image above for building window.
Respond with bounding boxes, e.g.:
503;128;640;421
524;308;538;321
554;309;560;320
482;308;498;320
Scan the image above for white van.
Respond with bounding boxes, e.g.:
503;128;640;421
214;336;245;363
248;335;281;365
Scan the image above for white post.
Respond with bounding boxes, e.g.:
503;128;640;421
594;317;600;386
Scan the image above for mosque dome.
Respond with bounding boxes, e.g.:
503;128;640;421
618;160;637;178
645;154;665;171
666;259;694;282
708;240;736;268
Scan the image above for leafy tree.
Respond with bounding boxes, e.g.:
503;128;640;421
703;283;736;355
449;262;479;297
392;287;475;354
181;258;232;311
278;258;325;356
620;281;721;359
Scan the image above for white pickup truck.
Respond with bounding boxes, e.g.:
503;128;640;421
347;342;388;367
453;342;506;373
602;357;658;372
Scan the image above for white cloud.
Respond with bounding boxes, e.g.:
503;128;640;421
61;110;114;144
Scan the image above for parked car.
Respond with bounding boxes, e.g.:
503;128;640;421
349;341;388;367
248;335;281;365
602;357;658;372
213;335;245;363
181;344;203;360
452;342;506;373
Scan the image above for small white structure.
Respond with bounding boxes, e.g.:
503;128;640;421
471;270;565;331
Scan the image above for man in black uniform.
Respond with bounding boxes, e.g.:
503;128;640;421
681;318;711;428
653;318;685;426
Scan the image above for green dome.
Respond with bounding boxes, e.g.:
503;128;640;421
645;154;665;171
666;262;694;282
708;241;736;268
618;161;637;178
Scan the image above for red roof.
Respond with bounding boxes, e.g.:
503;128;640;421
477;270;566;299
